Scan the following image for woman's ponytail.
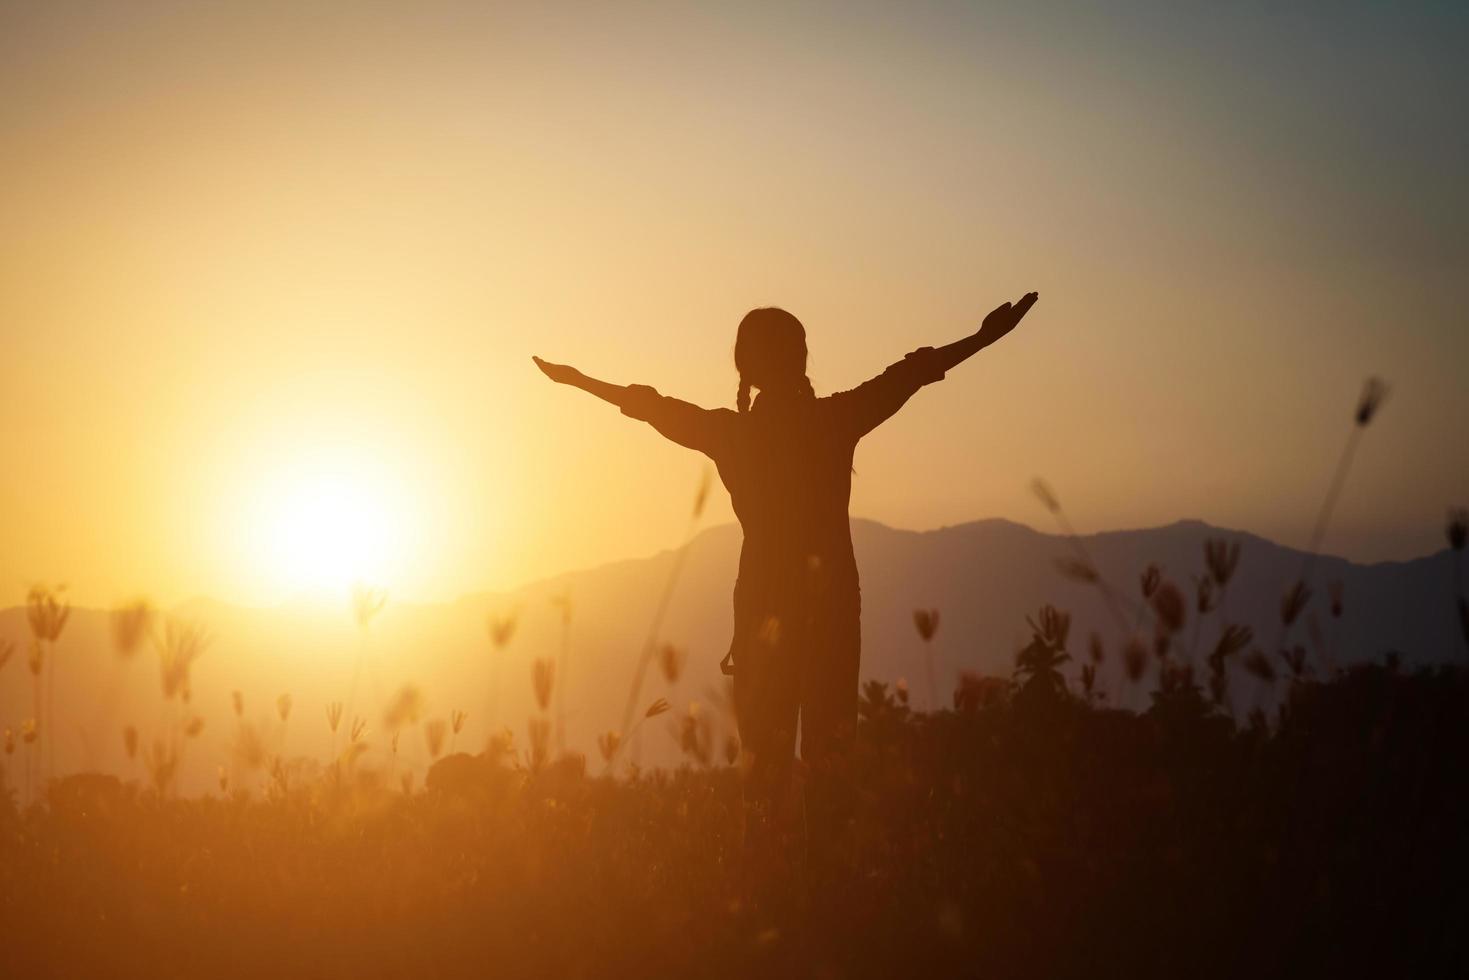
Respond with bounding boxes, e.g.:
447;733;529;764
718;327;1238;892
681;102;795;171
737;375;752;413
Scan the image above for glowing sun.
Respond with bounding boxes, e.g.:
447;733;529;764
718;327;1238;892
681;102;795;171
250;454;412;596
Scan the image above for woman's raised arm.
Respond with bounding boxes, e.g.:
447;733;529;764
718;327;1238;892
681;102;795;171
532;355;734;458
926;291;1039;375
532;356;633;408
834;291;1038;438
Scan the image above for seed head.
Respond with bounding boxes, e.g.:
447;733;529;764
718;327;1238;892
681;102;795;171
1030;478;1061;515
110;599;155;659
1203;539;1241;587
659;643;685;684
1354;377;1388;427
1140;564;1162;599
1447;508;1467;552
1151;582;1187;634
1280;580;1312;626
487;610;519;650
326;701;344;734
532;657;555;711
26;584;71;643
912;609;940;643
277;693;293;723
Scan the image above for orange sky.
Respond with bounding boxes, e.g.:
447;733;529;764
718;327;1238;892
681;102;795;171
2;2;1465;606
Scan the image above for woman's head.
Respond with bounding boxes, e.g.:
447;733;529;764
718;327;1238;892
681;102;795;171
735;307;812;412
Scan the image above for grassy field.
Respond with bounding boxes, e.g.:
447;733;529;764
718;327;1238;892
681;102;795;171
3;652;1465;979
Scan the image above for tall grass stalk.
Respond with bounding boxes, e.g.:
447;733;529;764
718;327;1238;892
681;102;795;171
619;468;712;751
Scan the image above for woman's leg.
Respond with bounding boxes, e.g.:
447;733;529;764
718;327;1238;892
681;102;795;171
734;628;802;872
798;598;862;892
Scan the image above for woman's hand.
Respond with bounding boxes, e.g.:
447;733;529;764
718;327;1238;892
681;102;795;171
976;291;1038;348
532;356;586;387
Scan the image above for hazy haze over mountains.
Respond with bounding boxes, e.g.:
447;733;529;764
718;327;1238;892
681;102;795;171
1;517;1459;792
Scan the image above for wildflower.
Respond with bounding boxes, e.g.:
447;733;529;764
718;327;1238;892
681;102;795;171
451;709;467;736
645;698;671;719
326;701;344;734
109;599;154;658
184;716;205;738
349;717;367;744
1280;580;1312;626
533;658;555;711
912;609;940;642
21;719;38;744
1151;582;1186;633
1204;539;1241;586
659;643;685;684
277;693;292;722
1140;564;1162;599
3;728;12;755
894;677;910;704
1354;376;1387;426
28;640;43;676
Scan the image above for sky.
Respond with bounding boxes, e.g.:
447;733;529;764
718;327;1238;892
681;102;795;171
1;0;1465;607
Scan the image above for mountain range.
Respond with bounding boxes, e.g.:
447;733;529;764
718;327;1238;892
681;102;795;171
1;517;1461;792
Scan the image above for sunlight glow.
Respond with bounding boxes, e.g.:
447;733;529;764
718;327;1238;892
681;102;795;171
249;455;413;597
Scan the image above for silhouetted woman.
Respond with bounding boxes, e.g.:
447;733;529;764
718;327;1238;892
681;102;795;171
533;291;1038;880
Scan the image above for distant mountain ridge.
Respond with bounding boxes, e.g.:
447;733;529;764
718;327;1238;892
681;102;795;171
1;517;1460;791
